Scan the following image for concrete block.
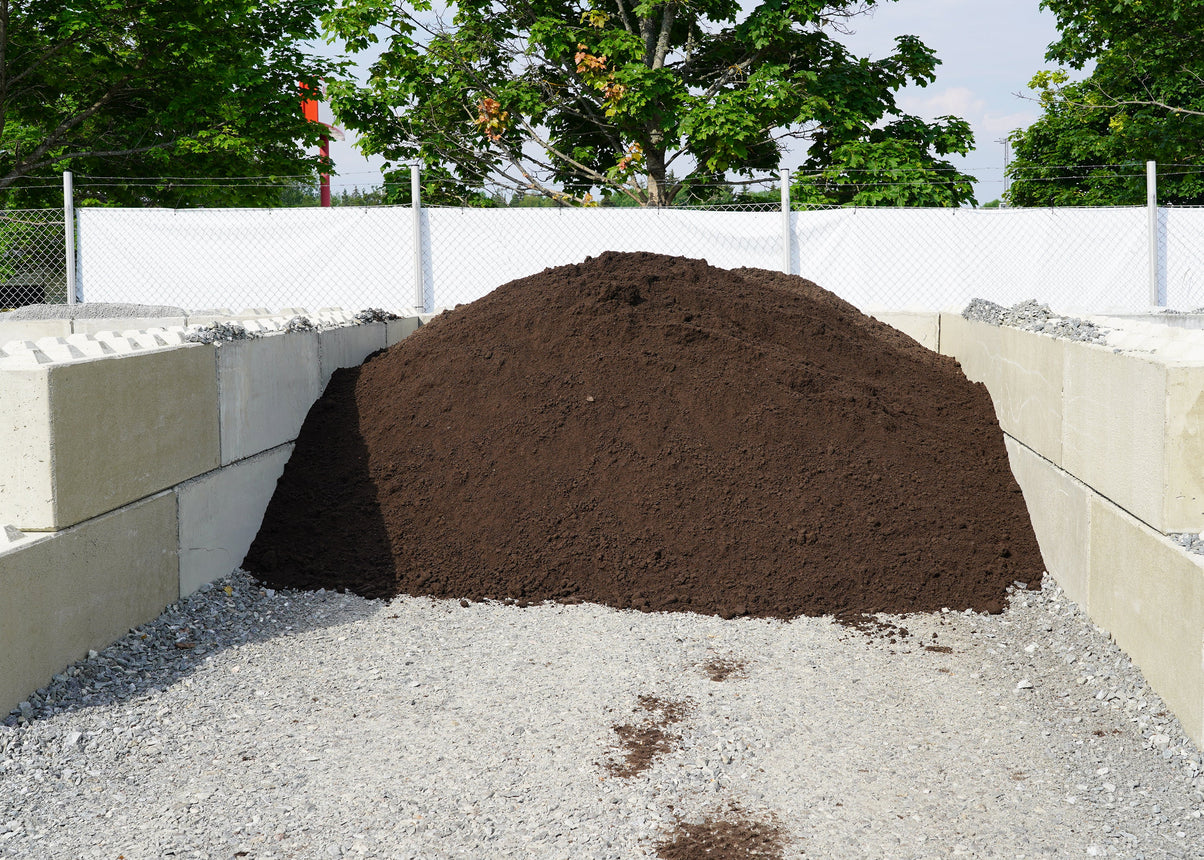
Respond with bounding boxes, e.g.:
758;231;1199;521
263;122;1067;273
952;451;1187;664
177;443;293;597
1165;364;1204;533
0;346;221;531
72;316;187;336
0;319;72;340
63;334;119;358
1062;346;1166;530
939;315;1064;464
218;331;321;465
319;323;387;389
1003;435;1092;609
386;316;423;346
868;311;940;351
1089;495;1204;747
0;492;179;716
0;341;53;367
0;368;57;528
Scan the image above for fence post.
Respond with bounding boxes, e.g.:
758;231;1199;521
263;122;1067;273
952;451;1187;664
411;164;424;314
1147;160;1160;307
63;171;77;305
780;168;791;275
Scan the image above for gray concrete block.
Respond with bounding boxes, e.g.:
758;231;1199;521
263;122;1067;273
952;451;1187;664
318;323;386;390
0;493;179;716
177;444;292;597
218;331;321;465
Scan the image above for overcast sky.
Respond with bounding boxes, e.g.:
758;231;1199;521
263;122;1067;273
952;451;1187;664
318;0;1068;204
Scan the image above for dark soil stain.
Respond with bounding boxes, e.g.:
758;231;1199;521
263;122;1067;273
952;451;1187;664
703;657;747;682
605;695;691;778
656;806;785;859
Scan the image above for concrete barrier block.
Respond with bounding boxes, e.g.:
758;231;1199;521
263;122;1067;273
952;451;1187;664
1089;496;1204;747
63;334;119;358
0;341;53;367
218;331;321;465
1165;364;1204;533
386;316;423;346
868;311;940;351
1003;435;1092;609
0;368;56;529
1063;346;1166;530
0;492;179;717
939;315;1064;464
1;524;47;551
43;346;220;530
72;317;187;336
32;337;86;362
0;319;72;340
319;323;387;389
177;443;293;597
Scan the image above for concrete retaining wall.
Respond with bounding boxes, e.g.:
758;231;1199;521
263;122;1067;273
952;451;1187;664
874;310;1204;747
5;307;1204;749
0;311;426;714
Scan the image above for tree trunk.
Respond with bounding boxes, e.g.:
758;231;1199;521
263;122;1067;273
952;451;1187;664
644;145;669;207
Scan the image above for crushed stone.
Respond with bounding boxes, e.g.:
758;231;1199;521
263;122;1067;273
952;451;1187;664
963;298;1109;343
1;571;1201;858
0;302;188;320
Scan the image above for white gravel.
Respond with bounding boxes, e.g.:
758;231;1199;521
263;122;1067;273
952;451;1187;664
3;572;1203;859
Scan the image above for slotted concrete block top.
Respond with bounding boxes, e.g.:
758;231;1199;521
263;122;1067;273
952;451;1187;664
0;346;220;531
218;332;321;465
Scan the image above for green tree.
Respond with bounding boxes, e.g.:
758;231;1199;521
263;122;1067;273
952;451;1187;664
1;0;340;207
1007;0;1204;206
324;0;976;207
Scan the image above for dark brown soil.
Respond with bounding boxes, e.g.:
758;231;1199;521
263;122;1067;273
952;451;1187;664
244;251;1044;618
604;695;691;778
702;658;747;682
655;807;785;860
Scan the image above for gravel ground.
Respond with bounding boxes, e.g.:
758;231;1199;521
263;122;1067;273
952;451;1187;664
3;572;1203;859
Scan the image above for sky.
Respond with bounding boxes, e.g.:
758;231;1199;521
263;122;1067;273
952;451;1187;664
316;0;1068;205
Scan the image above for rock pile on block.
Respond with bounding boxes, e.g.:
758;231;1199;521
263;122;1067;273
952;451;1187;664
244;252;1044;618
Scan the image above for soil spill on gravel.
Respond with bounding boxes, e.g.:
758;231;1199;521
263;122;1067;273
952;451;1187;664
605;695;692;778
655;805;785;860
244;251;1044;618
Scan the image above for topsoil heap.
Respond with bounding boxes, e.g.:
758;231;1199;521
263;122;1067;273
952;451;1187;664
244;251;1044;618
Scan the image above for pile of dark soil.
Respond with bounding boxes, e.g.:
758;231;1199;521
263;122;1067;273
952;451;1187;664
244;251;1043;618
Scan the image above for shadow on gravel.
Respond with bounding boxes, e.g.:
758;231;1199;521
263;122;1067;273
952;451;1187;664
5;365;394;727
4;574;388;727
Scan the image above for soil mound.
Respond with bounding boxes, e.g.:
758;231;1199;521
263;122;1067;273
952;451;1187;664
244;251;1043;618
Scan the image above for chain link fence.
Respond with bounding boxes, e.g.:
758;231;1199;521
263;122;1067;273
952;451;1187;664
1161;207;1204;311
0;210;67;310
17;169;1201;315
794;205;1163;313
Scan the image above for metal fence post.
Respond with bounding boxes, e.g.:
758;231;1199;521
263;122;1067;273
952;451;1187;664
411;164;424;314
63;171;77;305
780;168;791;275
1147;160;1160;307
